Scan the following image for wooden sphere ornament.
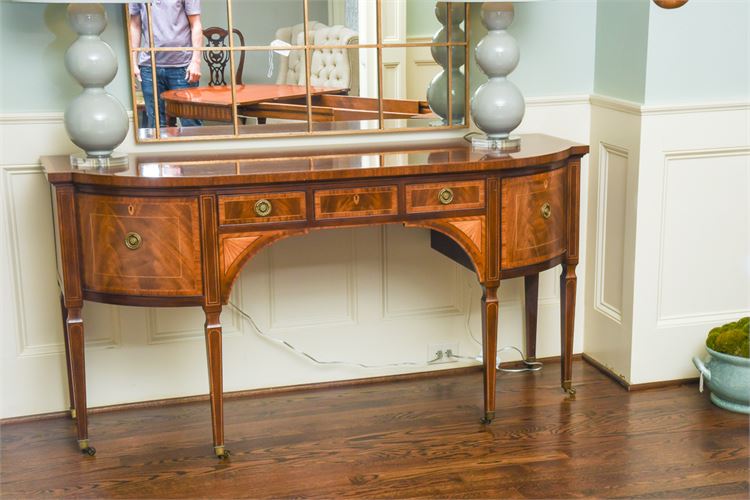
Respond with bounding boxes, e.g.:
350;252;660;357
653;0;689;9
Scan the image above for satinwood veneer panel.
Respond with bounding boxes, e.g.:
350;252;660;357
314;186;398;220
78;194;202;296
501;168;566;269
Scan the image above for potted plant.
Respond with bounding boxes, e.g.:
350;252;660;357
693;317;749;414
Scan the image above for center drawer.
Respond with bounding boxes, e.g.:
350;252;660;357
314;186;398;220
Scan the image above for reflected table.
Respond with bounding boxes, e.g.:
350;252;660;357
160;84;432;124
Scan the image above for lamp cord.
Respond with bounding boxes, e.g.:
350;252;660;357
228;297;541;373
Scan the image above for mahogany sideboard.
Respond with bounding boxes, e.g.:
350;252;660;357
42;134;588;458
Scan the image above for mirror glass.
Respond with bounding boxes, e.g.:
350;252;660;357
126;0;469;143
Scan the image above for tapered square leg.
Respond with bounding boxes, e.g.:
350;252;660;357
481;285;500;424
203;306;229;459
560;263;577;396
64;306;95;455
524;274;539;361
60;295;76;419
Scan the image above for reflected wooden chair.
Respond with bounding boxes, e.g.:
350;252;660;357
202;27;247;123
203;26;246;86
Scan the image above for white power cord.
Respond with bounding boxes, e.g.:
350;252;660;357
229;294;542;373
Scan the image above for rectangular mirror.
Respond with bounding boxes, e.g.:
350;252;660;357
126;0;469;143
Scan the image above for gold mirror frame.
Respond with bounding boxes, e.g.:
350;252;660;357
126;0;470;143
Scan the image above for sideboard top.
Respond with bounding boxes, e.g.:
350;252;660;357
42;134;588;188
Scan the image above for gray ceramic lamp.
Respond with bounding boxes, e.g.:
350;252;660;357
440;0;539;151
13;0;142;167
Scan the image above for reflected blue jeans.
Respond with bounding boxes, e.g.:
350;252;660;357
140;65;202;128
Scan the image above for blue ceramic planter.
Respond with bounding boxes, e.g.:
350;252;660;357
693;347;750;414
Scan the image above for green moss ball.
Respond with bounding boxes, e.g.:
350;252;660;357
707;317;750;358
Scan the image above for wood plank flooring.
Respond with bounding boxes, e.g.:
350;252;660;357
1;360;748;498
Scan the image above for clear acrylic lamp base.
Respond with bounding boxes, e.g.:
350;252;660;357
70;152;128;170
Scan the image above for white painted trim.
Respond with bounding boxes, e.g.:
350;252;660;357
590;94;750;117
594;142;627;325
527;95;591;108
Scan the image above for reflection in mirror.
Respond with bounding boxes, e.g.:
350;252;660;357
127;0;469;143
310;47;380;134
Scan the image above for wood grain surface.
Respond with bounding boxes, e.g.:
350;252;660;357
77;194;202;296
1;360;747;499
501;168;566;269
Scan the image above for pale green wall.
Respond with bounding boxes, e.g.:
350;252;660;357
470;1;598;97
593;0;650;103
644;0;750;105
407;0;439;39
0;0;326;113
0;2;131;112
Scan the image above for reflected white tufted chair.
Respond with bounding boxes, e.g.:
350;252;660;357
276;24;360;96
305;25;360;95
275;22;327;87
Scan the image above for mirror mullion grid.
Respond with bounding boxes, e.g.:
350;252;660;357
128;0;472;142
125;5;141;133
447;4;453;126
226;0;239;136
145;3;161;139
464;2;471;129
376;0;384;130
303;0;313;133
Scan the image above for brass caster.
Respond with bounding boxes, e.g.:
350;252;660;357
480;411;495;424
562;381;577;398
215;446;230;459
70;408;77;420
78;440;96;456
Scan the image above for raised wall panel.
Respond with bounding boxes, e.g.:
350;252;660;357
656;149;750;327
383;225;463;318
146;287;243;344
594;143;628;324
268;229;357;329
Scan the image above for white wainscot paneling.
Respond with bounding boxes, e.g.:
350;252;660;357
656;149;750;327
383;225;463;318
594;143;628;324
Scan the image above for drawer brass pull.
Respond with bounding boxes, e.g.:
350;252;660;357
254;199;272;217
438;187;454;205
541;203;552;219
124;232;142;250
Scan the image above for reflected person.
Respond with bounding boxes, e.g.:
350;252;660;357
129;0;203;128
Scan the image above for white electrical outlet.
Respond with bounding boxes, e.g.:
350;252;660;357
427;343;459;364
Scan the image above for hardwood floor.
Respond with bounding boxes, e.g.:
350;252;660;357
1;360;748;499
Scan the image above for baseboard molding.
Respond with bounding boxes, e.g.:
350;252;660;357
582;353;698;391
1;354;584;425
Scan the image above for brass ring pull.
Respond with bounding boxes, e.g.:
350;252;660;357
124;232;142;250
438;187;454;205
541;203;552;219
254;199;272;217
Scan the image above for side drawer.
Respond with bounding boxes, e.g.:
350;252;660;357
501;168;566;269
219;191;306;225
314;186;398;220
405;179;485;214
78;194;202;296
